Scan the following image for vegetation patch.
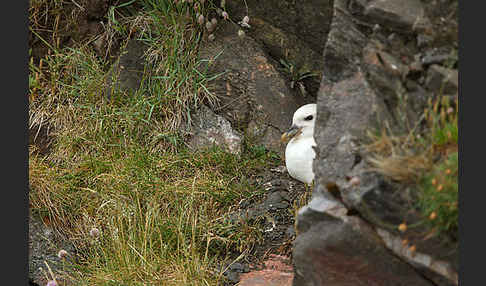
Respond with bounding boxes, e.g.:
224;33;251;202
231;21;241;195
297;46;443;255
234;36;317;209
29;0;283;284
366;95;458;240
30;142;279;284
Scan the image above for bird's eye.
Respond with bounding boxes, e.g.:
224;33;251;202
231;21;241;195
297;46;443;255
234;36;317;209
304;115;314;121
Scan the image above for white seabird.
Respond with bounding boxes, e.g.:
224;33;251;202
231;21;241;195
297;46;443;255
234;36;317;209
281;103;316;185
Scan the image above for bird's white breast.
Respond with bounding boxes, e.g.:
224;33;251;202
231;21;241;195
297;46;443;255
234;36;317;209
285;135;316;185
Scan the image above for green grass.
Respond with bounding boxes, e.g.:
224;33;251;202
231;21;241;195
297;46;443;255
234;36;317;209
30;0;219;135
29;0;282;284
416;96;458;237
418;151;458;237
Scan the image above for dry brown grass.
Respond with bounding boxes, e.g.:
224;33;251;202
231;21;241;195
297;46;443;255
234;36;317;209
365;95;457;184
367;154;431;183
365;129;432;183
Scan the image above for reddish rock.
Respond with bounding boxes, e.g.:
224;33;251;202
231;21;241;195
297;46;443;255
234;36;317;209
238;254;293;286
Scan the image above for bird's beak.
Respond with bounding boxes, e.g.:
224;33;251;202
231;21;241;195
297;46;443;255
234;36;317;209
281;125;302;143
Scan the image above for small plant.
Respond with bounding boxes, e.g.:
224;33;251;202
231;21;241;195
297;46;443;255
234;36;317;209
279;58;318;94
424;95;458;149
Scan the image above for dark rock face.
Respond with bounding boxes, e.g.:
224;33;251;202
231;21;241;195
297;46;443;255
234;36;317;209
226;0;333;97
198;22;312;154
340;171;459;286
293;0;458;285
321;8;368;82
314;70;388;185
226;0;333;55
293;183;437;286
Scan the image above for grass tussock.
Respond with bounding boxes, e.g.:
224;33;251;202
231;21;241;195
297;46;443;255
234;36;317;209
366;95;458;238
30;144;279;285
30;0;219;140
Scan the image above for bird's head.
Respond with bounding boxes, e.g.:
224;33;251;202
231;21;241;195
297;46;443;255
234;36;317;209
281;103;316;143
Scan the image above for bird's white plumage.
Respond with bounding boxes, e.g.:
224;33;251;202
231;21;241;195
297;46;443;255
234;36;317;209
284;104;316;185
